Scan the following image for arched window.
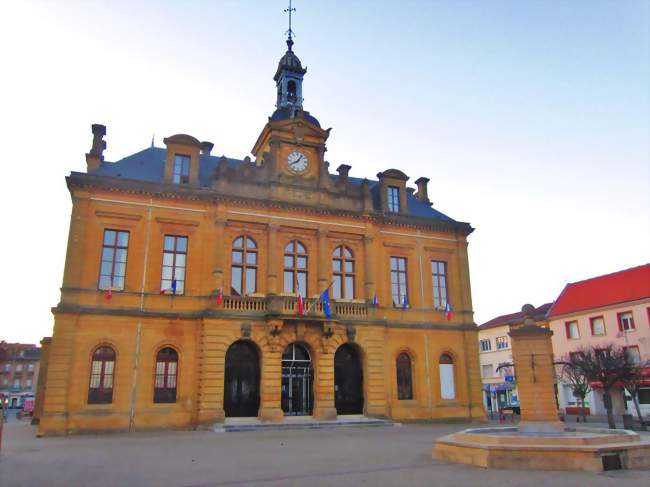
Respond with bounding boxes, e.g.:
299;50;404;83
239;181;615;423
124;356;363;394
88;346;115;404
154;347;178;403
332;246;355;300
439;353;455;400
231;236;258;296
396;352;413;400
287;80;297;101
284;240;307;295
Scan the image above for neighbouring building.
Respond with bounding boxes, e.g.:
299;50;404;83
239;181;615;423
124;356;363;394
478;303;552;415
548;264;650;417
0;342;42;409
38;33;484;435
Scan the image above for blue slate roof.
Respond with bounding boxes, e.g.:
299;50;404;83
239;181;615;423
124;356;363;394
93;146;457;223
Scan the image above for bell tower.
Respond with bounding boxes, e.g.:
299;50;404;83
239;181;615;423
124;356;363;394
274;1;306;111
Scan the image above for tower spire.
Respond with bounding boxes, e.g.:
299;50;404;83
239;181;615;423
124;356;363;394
284;0;296;51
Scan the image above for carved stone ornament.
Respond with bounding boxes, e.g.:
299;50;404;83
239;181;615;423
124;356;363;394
292;122;306;144
346;324;356;342
240;322;252;338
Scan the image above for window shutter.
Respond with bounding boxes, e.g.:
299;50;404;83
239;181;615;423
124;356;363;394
618;317;623;332
565;322;570;338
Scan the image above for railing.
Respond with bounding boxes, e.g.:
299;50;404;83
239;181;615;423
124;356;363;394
221;295;267;312
281;296;367;319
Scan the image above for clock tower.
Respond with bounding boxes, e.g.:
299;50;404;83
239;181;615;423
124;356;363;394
251;31;332;197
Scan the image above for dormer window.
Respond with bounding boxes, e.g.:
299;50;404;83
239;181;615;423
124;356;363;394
387;186;400;212
173;154;190;184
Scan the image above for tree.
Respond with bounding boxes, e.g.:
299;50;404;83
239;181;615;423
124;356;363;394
568;344;635;429
622;363;649;431
558;358;591;423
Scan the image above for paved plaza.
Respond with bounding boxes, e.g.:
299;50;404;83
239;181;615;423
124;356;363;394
1;419;649;487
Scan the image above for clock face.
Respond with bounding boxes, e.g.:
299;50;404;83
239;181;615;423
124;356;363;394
287;150;309;174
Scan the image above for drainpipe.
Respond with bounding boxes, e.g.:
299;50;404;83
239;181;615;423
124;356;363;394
129;201;153;431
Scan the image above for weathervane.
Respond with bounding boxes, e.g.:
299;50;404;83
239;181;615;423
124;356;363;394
284;0;296;50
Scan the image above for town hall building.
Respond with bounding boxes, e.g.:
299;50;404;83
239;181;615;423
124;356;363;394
38;33;484;435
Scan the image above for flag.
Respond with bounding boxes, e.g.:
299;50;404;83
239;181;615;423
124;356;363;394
160;280;177;295
402;294;409;309
445;302;452;321
321;288;332;319
297;293;304;317
104;279;113;300
371;293;378;306
215;288;223;306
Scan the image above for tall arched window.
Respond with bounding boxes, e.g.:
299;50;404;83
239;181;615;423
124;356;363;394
154;347;178;403
231;236;258;296
439;353;455;400
88;346;116;404
284;240;308;294
332;246;355;300
396;352;413;400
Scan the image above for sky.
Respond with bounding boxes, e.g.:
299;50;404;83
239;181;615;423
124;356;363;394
0;0;648;344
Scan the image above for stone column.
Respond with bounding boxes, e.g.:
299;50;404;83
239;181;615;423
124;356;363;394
266;223;279;294
258;320;284;422
363;235;375;301
213;218;226;292
509;305;562;432
317;228;328;292
313;343;337;420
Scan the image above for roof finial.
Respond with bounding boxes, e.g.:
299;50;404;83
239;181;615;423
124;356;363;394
284;0;296;51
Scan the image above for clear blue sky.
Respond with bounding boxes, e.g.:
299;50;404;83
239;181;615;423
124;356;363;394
1;1;648;343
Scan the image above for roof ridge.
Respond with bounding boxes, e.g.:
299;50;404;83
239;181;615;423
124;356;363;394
564;263;650;287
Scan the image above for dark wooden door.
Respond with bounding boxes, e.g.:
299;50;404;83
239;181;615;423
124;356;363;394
334;344;364;414
224;341;260;417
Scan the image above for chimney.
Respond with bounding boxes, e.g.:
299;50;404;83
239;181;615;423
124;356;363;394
337;164;351;184
414;177;430;204
200;141;214;155
86;123;106;173
407;187;415;196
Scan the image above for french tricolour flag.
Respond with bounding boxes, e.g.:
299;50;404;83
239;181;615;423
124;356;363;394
445;302;453;321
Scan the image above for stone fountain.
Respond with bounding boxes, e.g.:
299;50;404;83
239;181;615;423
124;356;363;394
433;304;650;472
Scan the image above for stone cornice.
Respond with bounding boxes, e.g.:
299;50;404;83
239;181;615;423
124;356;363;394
51;303;478;331
67;173;474;236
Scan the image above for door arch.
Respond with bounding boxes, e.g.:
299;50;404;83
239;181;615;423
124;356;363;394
224;340;260;417
334;343;364;414
281;343;314;416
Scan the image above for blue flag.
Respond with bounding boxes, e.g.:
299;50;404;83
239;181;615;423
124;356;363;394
171;279;177;294
321;288;332;319
371;293;378;306
402;294;409;309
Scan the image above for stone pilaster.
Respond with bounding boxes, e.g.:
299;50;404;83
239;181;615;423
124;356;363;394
363;235;375;301
37;317;76;436
213;218;226;292
258;322;283;421
361;327;388;417
266;223;278;294
313;348;337;420
196;321;226;427
463;329;487;421
317;228;328;292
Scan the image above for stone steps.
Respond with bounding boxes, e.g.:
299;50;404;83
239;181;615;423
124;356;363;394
213;417;400;433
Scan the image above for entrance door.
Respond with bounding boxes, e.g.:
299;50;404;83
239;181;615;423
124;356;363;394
224;341;260;417
334;344;363;414
281;343;314;416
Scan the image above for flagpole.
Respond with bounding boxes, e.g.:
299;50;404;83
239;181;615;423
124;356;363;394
304;280;335;315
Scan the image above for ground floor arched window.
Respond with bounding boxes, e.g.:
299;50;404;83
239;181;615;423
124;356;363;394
88;346;115;404
396;352;413;400
439;353;455;400
154;347;178;403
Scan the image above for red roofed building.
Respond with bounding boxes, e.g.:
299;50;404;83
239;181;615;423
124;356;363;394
548;264;650;417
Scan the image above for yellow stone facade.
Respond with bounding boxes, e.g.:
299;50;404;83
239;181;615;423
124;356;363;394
38;40;485;435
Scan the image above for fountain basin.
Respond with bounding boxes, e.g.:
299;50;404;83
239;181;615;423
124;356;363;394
433;427;650;472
